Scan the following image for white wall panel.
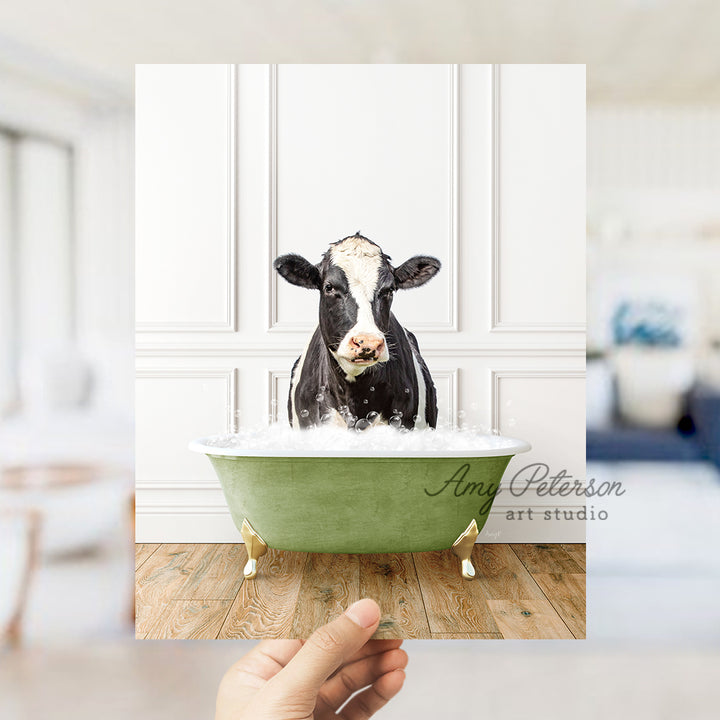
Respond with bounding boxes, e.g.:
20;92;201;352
268;370;292;425
135;64;235;331
484;371;585;542
493;64;585;331
424;366;458;428
135;369;236;483
271;64;455;332
491;370;585;483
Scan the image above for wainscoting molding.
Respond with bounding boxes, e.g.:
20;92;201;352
267;369;292;424
136;64;238;333
267;63;459;333
136;344;586;358
489;64;585;335
489;368;586;431
136;367;239;433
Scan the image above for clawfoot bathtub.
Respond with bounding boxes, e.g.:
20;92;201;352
189;436;530;580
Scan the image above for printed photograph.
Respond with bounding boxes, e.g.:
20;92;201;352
134;63;586;640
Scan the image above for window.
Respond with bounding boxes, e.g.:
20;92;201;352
0;129;74;416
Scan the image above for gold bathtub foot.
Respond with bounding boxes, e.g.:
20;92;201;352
241;519;268;579
452;519;479;580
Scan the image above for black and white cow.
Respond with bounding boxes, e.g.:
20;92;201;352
274;233;440;430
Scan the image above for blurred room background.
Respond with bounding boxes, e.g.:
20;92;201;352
1;1;720;718
0;29;134;647
586;103;720;641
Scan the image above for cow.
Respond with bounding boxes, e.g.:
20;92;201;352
273;232;440;431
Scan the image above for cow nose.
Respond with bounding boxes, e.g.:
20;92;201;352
350;334;385;355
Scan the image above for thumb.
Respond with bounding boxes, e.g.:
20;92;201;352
270;599;381;697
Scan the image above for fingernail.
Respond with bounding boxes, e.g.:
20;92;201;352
345;599;380;628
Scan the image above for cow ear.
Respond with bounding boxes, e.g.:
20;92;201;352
274;254;322;290
394;255;441;289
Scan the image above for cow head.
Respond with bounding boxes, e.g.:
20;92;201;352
274;233;441;378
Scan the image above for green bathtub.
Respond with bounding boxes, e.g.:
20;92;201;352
189;437;530;580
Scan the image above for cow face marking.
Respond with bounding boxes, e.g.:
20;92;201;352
327;236;391;379
274;233;441;382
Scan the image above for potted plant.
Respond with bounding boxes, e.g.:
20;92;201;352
611;300;694;427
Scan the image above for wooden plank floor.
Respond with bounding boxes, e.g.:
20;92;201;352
136;543;585;640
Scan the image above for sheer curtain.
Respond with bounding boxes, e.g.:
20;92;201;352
0;132;14;415
0;129;74;417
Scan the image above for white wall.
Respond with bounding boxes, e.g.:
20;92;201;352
136;64;586;543
588;105;720;357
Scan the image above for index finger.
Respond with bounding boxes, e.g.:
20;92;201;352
273;599;381;693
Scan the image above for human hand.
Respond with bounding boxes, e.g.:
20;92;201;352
215;598;407;719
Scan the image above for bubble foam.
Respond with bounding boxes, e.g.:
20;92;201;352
191;423;530;458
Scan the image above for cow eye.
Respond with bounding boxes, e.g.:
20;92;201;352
324;283;334;294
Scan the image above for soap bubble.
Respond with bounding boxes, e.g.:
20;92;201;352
363;398;369;404
392;409;403;417
199;424;525;454
300;409;309;418
404;387;410;394
346;415;358;428
366;411;379;422
369;386;375;392
412;414;419;422
389;415;403;428
339;404;349;414
315;393;324;403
